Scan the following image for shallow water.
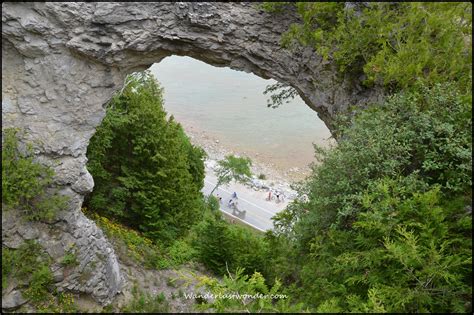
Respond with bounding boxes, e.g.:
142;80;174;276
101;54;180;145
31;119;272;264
149;56;331;171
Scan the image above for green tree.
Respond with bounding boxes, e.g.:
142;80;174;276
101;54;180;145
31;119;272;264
210;155;252;195
193;215;268;277
259;3;472;312
271;83;472;312
85;71;206;243
263;2;472;94
193;217;235;275
293;83;471;243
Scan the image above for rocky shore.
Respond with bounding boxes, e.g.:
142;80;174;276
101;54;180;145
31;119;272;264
179;121;304;201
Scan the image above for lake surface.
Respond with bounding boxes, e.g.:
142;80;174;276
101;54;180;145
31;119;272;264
149;56;331;172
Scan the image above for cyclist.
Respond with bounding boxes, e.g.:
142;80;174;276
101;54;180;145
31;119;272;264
267;191;272;201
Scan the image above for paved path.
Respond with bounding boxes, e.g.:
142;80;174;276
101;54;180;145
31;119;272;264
202;168;288;231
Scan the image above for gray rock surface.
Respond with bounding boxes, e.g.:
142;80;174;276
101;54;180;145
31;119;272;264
2;208;123;305
2;290;27;310
1;2;384;305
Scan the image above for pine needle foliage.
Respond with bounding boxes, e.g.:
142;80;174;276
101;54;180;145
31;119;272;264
85;71;206;243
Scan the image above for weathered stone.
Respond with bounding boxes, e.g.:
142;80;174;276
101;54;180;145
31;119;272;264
53;268;65;283
45;242;66;260
19;225;40;240
2;2;385;306
71;170;94;194
2;233;25;249
1;209;123;306
2;290;27;310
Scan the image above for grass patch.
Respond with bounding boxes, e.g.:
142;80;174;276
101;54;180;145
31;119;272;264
61;245;79;267
84;209;196;270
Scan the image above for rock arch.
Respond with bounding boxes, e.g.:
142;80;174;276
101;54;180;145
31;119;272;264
2;2;382;304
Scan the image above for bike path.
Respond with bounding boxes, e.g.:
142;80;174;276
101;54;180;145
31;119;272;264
202;170;288;231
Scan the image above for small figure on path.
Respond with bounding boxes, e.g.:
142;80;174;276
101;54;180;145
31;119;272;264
232;191;238;199
276;193;280;203
267;191;272;201
216;193;222;204
228;198;234;207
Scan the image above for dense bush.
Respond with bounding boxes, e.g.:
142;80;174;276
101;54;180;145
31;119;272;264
2;241;44;291
85;71;206;243
2;128;67;221
192;217;235;275
258;7;472;310
85;208;197;270
195;267;306;313
193;216;268;277
295;176;471;313
270;83;472;312
295;83;471;242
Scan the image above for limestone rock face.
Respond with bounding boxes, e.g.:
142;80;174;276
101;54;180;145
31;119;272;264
2;208;123;305
2;290;27;310
2;2;383;304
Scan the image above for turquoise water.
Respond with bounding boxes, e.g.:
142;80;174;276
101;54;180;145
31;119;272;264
149;56;331;171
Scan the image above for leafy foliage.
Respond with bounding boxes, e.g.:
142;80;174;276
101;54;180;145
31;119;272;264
205;195;220;214
61;246;79;267
193;215;267;277
194;267;306;313
85;71;206;243
121;285;170;313
270;84;472;312
2;128;67;221
293;83;471;241
263;82;298;109
210;155;253;194
298;177;471;313
193;217;234;275
24;264;55;303
264;2;472;93
2;240;77;312
85;209;197;270
2;241;46;291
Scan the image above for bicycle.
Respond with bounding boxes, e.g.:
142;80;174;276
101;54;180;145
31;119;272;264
273;191;285;203
266;193;275;201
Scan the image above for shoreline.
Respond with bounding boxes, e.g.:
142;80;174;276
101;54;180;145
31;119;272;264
178;118;313;185
179;122;305;200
